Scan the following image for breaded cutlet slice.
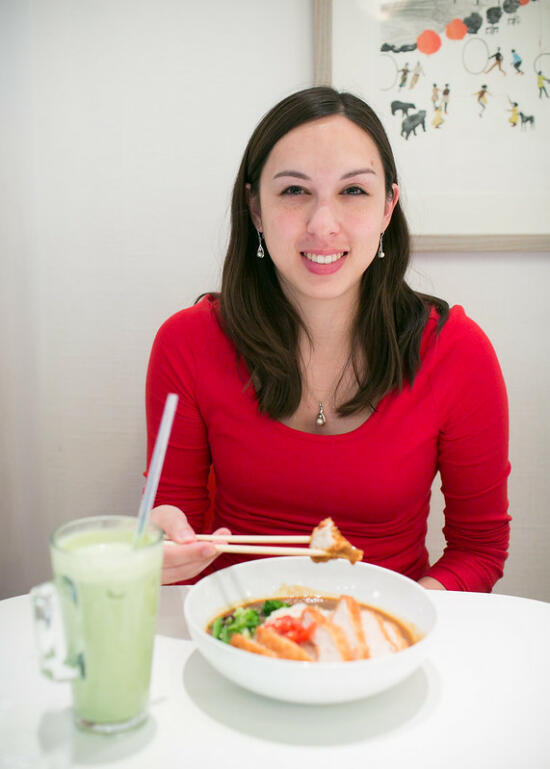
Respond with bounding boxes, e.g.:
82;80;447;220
230;633;277;657
309;518;364;564
381;618;410;651
331;595;368;659
301;607;354;662
255;625;314;661
360;608;401;658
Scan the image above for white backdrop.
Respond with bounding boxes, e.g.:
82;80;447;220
1;0;549;601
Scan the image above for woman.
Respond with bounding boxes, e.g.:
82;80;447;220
146;87;510;590
508;100;519;128
432;105;444;129
475;85;490;117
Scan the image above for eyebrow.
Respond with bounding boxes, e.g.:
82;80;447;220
272;168;376;180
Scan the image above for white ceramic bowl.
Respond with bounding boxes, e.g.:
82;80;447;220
184;557;437;704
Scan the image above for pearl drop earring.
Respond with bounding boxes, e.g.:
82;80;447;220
256;229;265;259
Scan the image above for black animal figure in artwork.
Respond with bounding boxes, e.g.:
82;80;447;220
391;100;416;117
519;112;535;129
401;110;426;139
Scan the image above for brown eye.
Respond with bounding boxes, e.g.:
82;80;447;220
342;186;366;195
281;186;306;195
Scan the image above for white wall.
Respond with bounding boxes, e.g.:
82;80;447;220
409;252;550;602
1;0;548;601
0;0;314;598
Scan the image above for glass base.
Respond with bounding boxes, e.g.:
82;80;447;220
74;709;148;734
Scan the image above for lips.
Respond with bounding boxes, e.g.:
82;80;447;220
300;251;348;275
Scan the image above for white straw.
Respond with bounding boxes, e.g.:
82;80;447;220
136;393;179;540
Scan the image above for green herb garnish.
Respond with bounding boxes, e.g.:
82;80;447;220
212;607;261;644
261;599;291;617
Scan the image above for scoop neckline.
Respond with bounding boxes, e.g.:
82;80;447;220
265;398;387;443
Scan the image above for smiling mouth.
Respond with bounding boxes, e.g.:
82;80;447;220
301;251;348;264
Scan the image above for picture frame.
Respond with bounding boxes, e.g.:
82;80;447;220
313;0;550;252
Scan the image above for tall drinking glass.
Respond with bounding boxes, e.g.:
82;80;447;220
31;515;163;734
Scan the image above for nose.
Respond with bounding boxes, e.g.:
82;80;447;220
306;200;340;237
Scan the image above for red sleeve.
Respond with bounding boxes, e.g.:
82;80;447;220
145;304;212;532
424;308;511;591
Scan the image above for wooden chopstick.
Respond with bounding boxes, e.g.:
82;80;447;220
163;538;325;557
211;544;326;557
195;534;311;544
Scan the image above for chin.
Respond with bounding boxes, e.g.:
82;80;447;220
300;284;361;304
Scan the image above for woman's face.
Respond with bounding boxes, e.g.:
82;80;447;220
247;115;399;308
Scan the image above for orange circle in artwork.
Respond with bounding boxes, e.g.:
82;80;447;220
446;18;467;40
519;0;529;6
417;29;442;55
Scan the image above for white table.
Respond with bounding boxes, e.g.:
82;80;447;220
1;588;549;769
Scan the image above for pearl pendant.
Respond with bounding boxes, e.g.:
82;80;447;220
316;403;326;427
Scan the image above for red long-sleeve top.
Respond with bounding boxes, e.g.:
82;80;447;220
146;295;511;591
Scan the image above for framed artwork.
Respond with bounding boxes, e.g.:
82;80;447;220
313;0;550;251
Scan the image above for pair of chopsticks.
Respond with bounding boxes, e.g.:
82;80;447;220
165;533;327;557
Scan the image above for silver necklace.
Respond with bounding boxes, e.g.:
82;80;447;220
308;357;352;428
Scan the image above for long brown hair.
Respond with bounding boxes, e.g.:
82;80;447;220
217;87;448;418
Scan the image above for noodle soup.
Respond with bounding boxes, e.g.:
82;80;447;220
184;557;436;703
207;593;421;662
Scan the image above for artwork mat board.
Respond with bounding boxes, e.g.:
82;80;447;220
313;0;550;251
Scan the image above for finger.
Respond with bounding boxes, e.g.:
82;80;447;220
161;543;219;584
150;505;195;542
212;527;231;537
163;541;217;569
160;533;232;584
161;547;222;584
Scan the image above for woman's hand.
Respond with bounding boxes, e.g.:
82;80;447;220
150;505;230;584
418;576;446;590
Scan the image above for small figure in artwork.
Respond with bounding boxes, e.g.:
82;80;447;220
507;100;519;127
409;62;425;89
399;63;411;88
431;83;440;109
485;46;506;75
441;83;451;113
474;84;491;117
537;71;550;99
432;105;444;129
510;49;524;75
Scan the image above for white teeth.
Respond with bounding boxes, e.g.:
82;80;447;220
302;251;346;264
